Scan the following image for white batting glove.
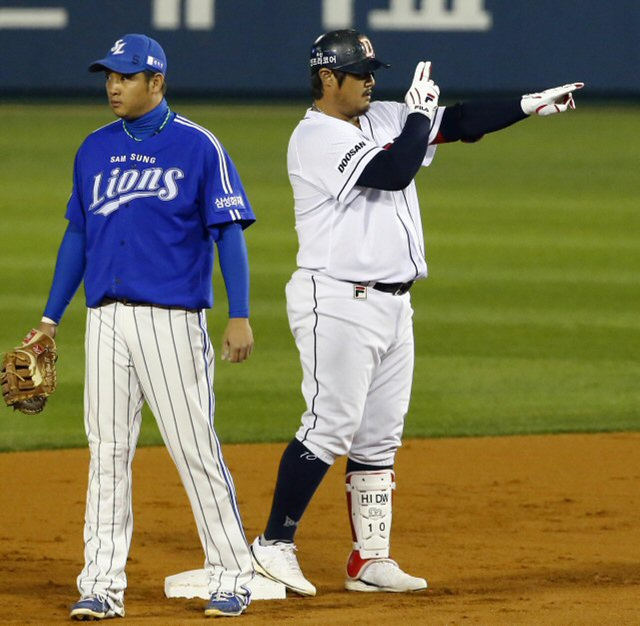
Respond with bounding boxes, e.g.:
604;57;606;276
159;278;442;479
521;82;584;116
404;61;440;120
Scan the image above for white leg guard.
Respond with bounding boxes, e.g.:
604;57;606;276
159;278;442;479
346;470;395;559
344;470;427;592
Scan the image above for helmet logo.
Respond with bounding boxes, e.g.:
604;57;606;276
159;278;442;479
360;36;374;58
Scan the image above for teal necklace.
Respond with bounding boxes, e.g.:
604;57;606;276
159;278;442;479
122;106;172;142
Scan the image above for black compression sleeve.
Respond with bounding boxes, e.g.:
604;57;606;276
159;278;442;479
357;112;431;191
439;98;528;143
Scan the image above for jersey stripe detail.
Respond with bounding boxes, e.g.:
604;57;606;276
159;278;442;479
362;112;376;141
174;115;233;194
195;310;250;566
198;310;215;426
104;303;119;584
226;208;244;221
336;145;381;203
394;192;420;279
300;274;321;444
168;309;246;575
428;106;445;144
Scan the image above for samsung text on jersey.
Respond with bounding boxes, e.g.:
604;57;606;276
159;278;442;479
110;153;158;164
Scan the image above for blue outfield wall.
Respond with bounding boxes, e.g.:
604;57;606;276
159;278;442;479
0;0;638;97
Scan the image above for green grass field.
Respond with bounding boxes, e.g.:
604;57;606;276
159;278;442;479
0;102;638;451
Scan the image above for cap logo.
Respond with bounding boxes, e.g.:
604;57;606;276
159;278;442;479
360;36;374;58
111;39;126;55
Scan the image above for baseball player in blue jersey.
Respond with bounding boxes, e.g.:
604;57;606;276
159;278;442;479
33;34;255;619
250;29;583;596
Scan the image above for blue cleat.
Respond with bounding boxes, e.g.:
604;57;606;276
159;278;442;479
69;595;121;621
204;592;247;617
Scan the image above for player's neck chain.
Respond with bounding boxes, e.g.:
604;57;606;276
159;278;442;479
122;107;172;142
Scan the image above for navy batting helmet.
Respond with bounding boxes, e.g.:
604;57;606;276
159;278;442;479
309;29;390;75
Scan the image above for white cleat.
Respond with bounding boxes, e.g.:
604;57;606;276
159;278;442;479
345;558;427;593
250;537;316;597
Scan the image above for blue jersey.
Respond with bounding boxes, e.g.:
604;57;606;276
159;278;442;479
66;113;255;310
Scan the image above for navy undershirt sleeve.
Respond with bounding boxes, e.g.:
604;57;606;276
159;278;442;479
43;221;86;323
356;112;431;191
439;98;527;143
212;222;250;318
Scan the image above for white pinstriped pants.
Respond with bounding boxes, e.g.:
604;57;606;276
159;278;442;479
77;303;253;609
287;270;415;467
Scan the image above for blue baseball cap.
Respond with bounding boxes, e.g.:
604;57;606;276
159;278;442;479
89;34;167;75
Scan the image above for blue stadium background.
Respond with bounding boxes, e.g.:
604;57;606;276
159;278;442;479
0;0;638;98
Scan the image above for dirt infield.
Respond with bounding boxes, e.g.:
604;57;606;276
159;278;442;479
1;433;639;624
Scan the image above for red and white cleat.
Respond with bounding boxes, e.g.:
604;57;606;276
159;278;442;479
345;551;427;593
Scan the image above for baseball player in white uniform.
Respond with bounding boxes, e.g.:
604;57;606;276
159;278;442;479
250;29;583;595
34;35;256;619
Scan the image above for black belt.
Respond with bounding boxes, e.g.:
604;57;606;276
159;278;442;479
100;297;199;313
353;281;414;296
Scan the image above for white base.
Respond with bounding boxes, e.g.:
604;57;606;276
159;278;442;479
165;569;286;600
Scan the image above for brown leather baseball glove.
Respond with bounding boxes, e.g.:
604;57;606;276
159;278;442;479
1;329;57;414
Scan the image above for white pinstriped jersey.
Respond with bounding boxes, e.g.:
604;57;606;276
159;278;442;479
287;102;443;284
